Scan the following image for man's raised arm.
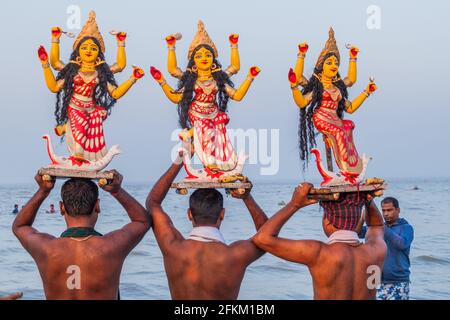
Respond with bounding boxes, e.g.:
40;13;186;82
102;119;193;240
146;153;185;253
12;174;56;258
364;197;387;249
102;171;151;254
229;187;268;231
228;187;269;264
252;183;322;266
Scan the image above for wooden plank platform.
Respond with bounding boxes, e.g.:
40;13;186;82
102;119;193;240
309;183;387;195
38;167;114;180
308;182;387;201
171;181;252;190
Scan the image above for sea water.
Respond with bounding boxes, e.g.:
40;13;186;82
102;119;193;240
0;179;449;299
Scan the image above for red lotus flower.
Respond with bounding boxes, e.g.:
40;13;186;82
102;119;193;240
298;43;309;53
229;34;239;45
250;66;260;77
116;32;127;42
51;27;62;38
351;48;359;57
288;68;297;83
150;66;162;80
38;46;48;62
133;67;144;79
166;35;176;46
368;83;376;93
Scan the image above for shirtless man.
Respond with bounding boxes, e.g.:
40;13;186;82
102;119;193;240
252;183;387;300
0;292;23;300
12;171;151;300
146;153;268;300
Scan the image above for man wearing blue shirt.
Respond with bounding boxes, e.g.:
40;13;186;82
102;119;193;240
358;197;414;300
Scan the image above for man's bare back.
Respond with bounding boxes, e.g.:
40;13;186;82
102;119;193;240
147;156;268;300
309;242;384;299
34;236;125;299
253;183;386;300
163;240;257;299
13;172;151;300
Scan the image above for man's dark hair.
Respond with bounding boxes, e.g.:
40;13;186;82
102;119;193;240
381;197;399;209
61;178;99;216
189;189;223;225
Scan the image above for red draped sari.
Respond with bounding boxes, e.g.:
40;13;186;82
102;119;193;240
66;73;107;162
188;80;238;172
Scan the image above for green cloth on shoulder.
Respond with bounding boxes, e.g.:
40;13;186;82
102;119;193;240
60;227;103;238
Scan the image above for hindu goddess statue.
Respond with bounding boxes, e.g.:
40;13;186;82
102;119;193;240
150;21;260;182
37;11;144;170
288;28;377;186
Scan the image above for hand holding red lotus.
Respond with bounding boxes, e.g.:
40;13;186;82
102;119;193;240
132;66;145;79
288;68;297;84
38;46;48;62
165;34;176;47
229;34;239;45
51;27;62;39
150;66;163;81
116;32;127;42
249;66;260;78
367;82;377;94
298;42;309;54
349;46;359;58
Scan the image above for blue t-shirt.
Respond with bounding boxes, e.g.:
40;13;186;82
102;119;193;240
359;218;414;283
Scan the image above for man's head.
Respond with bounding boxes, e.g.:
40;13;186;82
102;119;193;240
14;204;18;209
188;189;224;227
381;197;400;225
320;193;365;237
60;178;100;222
50;204;55;209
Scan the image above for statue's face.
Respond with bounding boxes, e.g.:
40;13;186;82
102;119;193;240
78;39;99;64
322;55;339;79
193;47;214;71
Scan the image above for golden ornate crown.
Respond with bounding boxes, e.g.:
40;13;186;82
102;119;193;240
73;11;105;53
315;27;340;68
188;20;218;59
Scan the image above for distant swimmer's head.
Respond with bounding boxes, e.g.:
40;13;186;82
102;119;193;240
60;178;100;219
188;189;225;227
320;193;365;236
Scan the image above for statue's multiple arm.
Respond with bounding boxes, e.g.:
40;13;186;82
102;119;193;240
226;66;260;101
150;66;183;104
108;67;144;100
166;35;184;79
289;69;311;108
345;82;377;114
50;27;127;74
294;43;309;87
39;46;64;93
225;34;240;77
110;32;127;74
49;27;65;71
343;46;358;87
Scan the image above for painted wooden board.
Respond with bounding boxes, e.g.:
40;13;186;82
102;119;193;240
38;167;114;180
308;182;387;201
171;181;252;190
309;183;387;195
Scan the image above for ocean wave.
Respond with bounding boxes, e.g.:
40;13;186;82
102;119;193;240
414;255;450;265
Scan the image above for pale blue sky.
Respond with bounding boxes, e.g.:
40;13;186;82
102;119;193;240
0;0;449;183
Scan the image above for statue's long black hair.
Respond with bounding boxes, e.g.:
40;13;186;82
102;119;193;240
298;52;348;165
54;36;117;126
176;44;234;129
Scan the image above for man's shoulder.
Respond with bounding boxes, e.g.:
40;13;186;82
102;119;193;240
399;218;413;228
